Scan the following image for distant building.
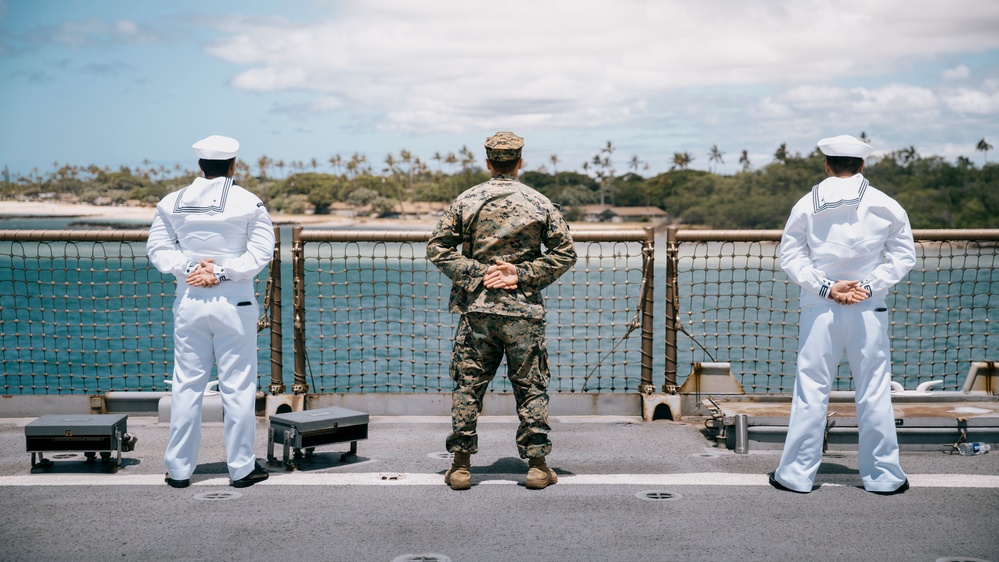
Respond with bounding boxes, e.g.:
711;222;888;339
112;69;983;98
581;205;613;222
581;205;667;223
395;201;449;220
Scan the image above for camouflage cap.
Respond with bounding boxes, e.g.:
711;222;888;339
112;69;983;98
484;131;524;162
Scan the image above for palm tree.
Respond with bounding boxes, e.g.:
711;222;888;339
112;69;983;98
257;155;272;179
708;145;724;173
672;152;693;171
774;143;788;163
328;154;343;176
592;142;616;205
859;131;871;144
384;153;398;177
899;146;918;166
628;154;644;174
549;154;561;189
347;152;371;177
627;154;650;207
976;138;993;164
459;145;476;171
739;150;751;172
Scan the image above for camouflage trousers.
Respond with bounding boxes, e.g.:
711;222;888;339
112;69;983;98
446;312;552;459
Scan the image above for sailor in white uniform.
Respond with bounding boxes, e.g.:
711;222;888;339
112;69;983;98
771;135;915;495
147;135;274;488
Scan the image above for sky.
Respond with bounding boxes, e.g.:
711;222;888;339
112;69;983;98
1;0;998;179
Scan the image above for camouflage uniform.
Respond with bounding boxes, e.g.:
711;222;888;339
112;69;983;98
426;132;577;459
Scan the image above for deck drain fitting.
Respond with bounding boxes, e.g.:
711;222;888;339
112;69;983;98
635;490;682;502
392;555;452;562
194;491;243;501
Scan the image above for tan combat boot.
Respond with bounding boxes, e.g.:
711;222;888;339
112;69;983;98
444;451;471;490
525;456;558;489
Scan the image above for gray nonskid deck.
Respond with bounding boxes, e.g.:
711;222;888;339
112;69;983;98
0;414;997;562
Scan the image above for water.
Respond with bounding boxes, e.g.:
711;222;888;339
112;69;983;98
1;215;996;395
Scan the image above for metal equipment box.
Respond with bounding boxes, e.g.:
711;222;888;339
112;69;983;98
267;407;368;470
24;414;130;473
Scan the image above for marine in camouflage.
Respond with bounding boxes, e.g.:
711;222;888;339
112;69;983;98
426;174;576;319
427;132;576;459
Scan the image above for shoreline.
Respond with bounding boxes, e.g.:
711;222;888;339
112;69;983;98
0;200;663;231
0;200;361;227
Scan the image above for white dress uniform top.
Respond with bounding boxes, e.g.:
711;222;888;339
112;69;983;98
147;136;275;482
774;135;915;493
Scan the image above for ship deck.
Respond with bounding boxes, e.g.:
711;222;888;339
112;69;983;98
1;412;997;562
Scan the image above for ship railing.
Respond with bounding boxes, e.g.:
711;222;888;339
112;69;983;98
288;227;655;397
1;227;996;414
663;227;999;397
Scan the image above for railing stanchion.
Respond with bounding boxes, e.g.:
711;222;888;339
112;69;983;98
639;227;656;394
291;226;308;395
664;225;679;392
267;227;284;395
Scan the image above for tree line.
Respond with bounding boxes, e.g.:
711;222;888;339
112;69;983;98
2;137;996;229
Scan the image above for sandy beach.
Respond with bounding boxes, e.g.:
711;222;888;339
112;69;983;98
0;200;431;229
0;200;658;231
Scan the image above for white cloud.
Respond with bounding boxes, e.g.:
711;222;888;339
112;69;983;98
116;20;138;35
755;97;793;118
943;65;971;80
200;0;999;134
943;88;999;113
769;84;938;122
850;84;938;113
230;67;308;92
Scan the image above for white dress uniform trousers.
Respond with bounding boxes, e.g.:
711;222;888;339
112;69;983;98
147;176;274;481
775;173;915;493
778;299;906;492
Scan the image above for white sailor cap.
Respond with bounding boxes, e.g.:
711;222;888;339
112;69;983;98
192;135;239;160
817;135;874;159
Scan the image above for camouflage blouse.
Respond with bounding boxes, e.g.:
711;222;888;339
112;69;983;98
427;174;577;319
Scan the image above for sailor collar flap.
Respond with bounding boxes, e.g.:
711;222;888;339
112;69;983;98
174;177;233;214
811;176;869;214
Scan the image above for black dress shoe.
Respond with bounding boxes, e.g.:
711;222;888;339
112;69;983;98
165;473;190;488
231;463;269;488
871;479;909;496
769;473;808;494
